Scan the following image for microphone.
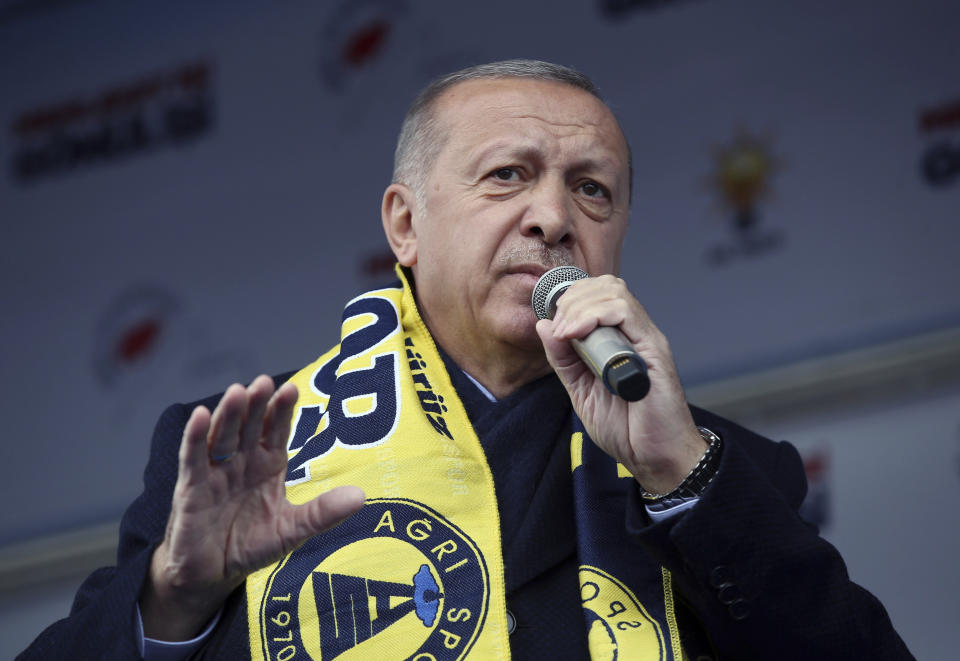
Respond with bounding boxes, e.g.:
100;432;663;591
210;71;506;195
532;266;650;401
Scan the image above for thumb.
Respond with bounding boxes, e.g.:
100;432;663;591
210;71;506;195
291;485;366;541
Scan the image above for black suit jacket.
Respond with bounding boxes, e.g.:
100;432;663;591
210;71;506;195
19;375;913;660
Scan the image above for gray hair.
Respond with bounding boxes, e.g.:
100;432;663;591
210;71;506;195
392;59;632;208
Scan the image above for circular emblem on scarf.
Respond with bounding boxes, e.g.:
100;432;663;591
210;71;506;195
259;498;488;660
579;566;668;659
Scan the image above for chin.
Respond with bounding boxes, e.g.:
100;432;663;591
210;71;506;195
491;310;544;353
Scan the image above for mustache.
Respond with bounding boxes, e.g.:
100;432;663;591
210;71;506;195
495;243;574;271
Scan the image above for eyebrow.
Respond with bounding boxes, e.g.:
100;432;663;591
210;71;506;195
466;141;532;173
467;141;621;179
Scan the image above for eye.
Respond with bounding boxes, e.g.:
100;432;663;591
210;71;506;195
490;167;519;181
579;180;609;199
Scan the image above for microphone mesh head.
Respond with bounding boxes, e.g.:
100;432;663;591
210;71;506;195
531;266;588;320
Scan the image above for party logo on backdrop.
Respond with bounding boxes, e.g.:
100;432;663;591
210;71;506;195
703;129;785;266
93;283;255;418
319;0;406;93
316;0;481;136
9;60;213;184
92;285;181;388
918;97;960;188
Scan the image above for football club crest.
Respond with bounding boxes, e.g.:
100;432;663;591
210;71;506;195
258;499;489;660
579;566;669;660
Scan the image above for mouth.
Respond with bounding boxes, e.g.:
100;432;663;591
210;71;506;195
505;263;550;279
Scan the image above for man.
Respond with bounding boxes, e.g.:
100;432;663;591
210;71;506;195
22;60;912;660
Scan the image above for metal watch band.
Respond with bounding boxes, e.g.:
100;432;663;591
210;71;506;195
639;426;723;502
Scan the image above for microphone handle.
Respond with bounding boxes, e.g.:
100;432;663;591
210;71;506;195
570;326;650;401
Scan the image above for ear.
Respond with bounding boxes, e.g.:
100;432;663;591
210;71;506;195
381;183;419;266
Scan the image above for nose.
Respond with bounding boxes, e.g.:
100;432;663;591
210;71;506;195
519;180;575;247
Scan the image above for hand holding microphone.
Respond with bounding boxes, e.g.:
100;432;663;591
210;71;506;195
532;266;650;401
531;266;709;494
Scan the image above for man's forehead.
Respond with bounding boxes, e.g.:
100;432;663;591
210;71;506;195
433;78;628;156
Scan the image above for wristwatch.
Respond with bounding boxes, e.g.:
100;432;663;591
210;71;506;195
639;426;723;502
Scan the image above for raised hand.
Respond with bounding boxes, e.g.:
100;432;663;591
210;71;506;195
534;275;707;494
139;375;365;641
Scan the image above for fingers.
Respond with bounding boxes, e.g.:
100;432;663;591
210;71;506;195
204;376;297;465
207;384;247;463
549;275;659;348
263;382;299;452
238;376;275;454
540;275;680;402
179;405;212;482
536;319;582;371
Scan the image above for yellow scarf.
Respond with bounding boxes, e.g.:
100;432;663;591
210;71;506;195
245;267;680;660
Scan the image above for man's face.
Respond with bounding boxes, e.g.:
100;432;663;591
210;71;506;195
403;78;631;357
